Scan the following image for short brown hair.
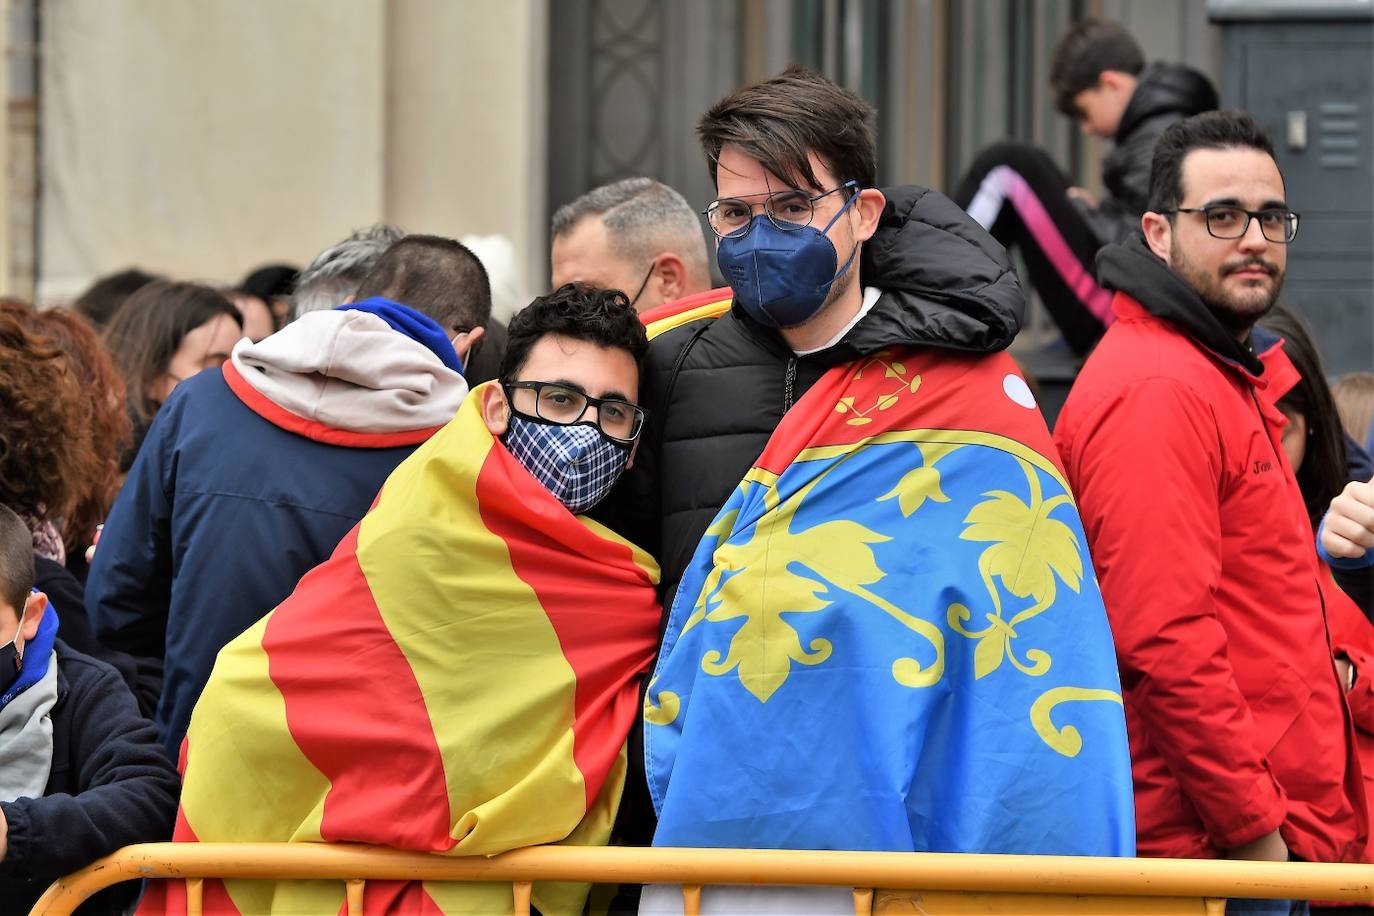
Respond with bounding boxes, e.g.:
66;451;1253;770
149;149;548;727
1049;19;1144;116
697;65;876;193
0;504;34;615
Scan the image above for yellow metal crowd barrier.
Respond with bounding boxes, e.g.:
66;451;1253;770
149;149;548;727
29;843;1373;916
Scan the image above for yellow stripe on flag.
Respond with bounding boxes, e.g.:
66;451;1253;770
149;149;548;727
181;617;342;915
356;401;588;856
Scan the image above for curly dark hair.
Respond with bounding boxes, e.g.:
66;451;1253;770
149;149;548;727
5;302;132;551
499;283;649;385
0;305;101;526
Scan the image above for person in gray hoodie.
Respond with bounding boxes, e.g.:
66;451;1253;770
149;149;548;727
86;235;490;760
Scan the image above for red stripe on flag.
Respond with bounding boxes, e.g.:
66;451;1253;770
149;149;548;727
637;286;733;325
264;523;456;851
337;881;446;916
475;451;659;808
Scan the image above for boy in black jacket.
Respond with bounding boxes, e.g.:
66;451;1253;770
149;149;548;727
952;18;1217;356
0;506;179;915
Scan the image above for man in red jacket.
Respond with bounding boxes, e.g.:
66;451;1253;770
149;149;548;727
1055;111;1368;882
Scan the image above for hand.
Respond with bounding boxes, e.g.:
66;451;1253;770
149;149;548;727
1323;478;1374;558
1067;186;1098;208
1336;656;1353;690
0;805;7;863
1225;828;1288;862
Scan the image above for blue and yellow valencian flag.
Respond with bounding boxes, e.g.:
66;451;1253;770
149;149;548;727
644;346;1135;856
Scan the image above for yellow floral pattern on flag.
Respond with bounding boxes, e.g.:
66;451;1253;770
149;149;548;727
655;354;1121;758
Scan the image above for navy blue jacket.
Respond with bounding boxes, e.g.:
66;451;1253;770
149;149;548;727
0;640;179;915
86;368;424;759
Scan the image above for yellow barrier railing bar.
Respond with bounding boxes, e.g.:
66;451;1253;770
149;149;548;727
30;843;1374;916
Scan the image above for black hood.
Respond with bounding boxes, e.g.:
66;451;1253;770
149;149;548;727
1116;63;1219;142
1096;234;1264;376
827;185;1023;360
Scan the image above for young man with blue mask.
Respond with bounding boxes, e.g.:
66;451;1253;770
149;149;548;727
0;505;179;915
598;66;1135;913
88;234;490;760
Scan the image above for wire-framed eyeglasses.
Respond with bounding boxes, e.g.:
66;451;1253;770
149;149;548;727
503;381;646;444
1169;205;1300;244
703;180;858;239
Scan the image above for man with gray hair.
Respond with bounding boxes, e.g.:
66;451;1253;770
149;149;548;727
291;223;507;382
551;177;712;313
289;224;406;320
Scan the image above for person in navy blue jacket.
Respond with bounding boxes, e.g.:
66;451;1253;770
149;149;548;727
0;506;179;916
86;235;492;760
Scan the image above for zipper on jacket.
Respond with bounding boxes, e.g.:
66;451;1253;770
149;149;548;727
784;357;797;412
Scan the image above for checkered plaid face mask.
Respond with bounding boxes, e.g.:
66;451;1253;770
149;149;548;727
502;414;631;515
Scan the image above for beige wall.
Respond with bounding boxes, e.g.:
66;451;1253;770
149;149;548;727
37;0;546;305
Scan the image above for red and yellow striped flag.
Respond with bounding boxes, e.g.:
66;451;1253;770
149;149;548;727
146;383;661;915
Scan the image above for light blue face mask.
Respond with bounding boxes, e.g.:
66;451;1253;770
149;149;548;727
716;188;862;329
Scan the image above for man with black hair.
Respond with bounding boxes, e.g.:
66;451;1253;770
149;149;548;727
954;18;1217;355
0;505;178;915
89;234;490;758
1055;111;1367;881
162;286;658;916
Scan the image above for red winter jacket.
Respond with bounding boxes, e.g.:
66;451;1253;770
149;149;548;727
1327;569;1374;841
1055;280;1367;863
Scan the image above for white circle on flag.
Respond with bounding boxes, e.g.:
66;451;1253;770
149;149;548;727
1003;374;1037;409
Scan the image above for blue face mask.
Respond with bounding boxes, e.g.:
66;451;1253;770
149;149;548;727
502;415;630;515
716;190;862;329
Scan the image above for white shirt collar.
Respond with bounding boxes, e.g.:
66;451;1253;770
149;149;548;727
793;286;883;356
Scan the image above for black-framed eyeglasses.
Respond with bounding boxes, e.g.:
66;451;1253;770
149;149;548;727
702;180;858;239
1169;205;1300;244
503;381;646;444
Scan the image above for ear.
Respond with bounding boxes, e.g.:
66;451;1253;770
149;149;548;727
1142;211;1173;264
852;187;887;243
1099;70;1135;97
19;592;47;643
480;384;511;437
452;325;486;366
653;253;688;303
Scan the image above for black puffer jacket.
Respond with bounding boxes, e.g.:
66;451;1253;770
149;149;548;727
599;184;1023;614
1083;62;1218;245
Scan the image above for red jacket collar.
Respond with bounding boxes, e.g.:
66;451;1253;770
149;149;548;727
1110;292;1289;392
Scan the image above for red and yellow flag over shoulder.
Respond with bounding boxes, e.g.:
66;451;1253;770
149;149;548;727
146;383;661;916
640;287;732;339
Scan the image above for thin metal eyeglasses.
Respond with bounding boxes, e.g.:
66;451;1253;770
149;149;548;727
503;381;646;444
703;180;859;239
1168;205;1300;244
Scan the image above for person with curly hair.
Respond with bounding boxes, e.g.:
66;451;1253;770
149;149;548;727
0;306;99;562
0;302;131;567
0;302;140;691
